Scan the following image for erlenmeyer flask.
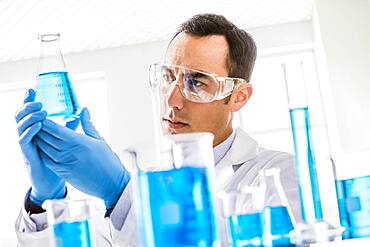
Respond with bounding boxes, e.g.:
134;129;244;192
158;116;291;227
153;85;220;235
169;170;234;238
35;33;80;121
221;187;264;247
260;168;295;247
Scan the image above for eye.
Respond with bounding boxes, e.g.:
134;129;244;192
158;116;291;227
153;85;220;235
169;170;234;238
188;79;206;88
160;67;176;83
185;73;208;89
162;73;172;82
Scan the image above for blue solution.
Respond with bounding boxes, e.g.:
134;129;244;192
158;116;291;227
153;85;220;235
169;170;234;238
289;107;323;222
137;166;218;247
263;206;294;247
53;220;93;247
335;179;351;239
228;213;263;247
335;175;370;239
36;71;80;120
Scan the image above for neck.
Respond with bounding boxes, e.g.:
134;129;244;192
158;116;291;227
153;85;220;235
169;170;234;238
213;126;233;147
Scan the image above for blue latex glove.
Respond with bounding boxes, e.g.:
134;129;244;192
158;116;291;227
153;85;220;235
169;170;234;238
35;108;130;209
15;89;66;206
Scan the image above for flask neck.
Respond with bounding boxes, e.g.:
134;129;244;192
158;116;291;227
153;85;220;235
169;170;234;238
38;34;67;74
260;169;289;208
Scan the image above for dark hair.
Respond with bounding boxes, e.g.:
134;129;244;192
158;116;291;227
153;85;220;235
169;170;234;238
171;13;257;82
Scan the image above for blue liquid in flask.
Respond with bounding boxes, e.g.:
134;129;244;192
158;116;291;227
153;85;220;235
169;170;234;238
263;206;294;247
289;107;323;222
228;213;263;247
36;71;80;120
137;166;218;247
335;175;370;239
53;220;93;247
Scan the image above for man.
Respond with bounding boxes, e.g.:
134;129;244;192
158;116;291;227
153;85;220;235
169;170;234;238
15;14;300;246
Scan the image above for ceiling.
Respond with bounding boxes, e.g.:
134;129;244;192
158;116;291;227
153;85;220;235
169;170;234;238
0;0;313;63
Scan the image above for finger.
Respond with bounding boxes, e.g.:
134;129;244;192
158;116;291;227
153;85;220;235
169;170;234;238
18;110;47;136
15;102;43;123
19;122;42;146
65;117;80;131
34;136;61;163
38;148;66;176
41;119;75;141
80;107;101;139
37;130;73;151
38;148;55;166
24;88;36;104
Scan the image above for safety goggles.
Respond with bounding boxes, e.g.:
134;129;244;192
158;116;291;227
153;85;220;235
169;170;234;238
149;63;247;103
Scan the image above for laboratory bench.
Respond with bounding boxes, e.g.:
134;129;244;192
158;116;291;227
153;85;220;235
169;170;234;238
311;237;370;247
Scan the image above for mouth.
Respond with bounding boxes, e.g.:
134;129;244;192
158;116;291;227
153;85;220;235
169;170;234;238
162;118;190;132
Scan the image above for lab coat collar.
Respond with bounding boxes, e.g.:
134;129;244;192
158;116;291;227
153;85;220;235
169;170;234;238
214;127;258;191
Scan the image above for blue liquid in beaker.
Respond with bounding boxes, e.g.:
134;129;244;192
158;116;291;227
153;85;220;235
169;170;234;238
53;220;93;247
263;206;294;247
137;166;218;247
228;213;263;247
335;179;351;239
36;71;80;121
335;176;370;239
289;107;323;222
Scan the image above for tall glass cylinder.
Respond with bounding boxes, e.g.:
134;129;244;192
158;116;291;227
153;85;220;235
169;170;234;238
133;132;219;247
44;199;95;247
35;33;80;121
282;60;323;223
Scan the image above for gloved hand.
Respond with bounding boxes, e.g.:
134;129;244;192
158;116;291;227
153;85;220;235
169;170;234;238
35;108;130;209
15;89;66;206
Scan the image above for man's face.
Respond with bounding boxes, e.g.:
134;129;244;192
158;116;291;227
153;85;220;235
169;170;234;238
161;32;233;146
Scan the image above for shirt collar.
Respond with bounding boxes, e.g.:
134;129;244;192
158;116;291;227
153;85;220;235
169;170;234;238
213;129;236;165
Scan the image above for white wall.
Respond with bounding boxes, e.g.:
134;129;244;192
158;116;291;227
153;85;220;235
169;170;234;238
252;21;313;49
313;0;370;179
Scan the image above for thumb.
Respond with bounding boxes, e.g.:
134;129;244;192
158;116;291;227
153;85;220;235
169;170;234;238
80;107;101;139
65;117;80;131
24;88;36;104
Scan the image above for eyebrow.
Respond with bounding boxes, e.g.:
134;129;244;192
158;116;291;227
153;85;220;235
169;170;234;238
188;71;208;79
163;67;177;76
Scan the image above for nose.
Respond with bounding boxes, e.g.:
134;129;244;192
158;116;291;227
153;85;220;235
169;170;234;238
166;81;185;110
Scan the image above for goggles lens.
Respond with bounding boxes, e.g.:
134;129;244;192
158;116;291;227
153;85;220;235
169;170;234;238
149;64;245;103
151;64;218;103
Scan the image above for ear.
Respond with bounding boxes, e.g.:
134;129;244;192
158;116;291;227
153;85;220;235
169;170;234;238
228;83;253;112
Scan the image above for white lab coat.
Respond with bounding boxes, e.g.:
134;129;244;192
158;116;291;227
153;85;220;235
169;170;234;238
15;127;301;246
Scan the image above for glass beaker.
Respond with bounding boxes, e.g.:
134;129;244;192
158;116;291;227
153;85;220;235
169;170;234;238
335;174;370;239
132;132;219;247
260;168;295;247
35;33;80;121
221;187;264;247
43;199;95;247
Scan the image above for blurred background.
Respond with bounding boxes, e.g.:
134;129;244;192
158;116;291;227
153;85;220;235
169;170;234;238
0;0;370;245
